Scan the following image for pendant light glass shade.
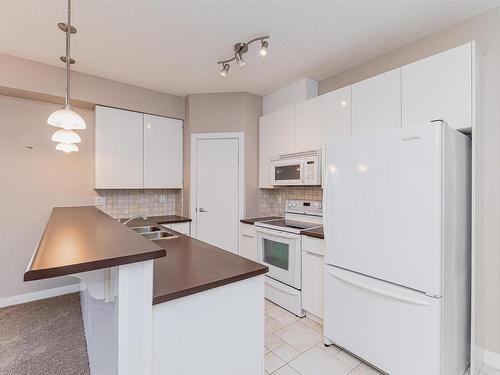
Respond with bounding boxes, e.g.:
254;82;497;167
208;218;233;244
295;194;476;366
55;142;79;153
47;107;86;130
51;128;81;144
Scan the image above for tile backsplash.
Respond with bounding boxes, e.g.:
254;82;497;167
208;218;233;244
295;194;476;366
258;186;323;217
95;189;182;219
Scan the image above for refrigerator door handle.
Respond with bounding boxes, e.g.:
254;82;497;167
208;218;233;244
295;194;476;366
322;167;330;246
327;270;430;307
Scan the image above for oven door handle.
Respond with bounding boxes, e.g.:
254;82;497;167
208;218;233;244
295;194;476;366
255;227;299;239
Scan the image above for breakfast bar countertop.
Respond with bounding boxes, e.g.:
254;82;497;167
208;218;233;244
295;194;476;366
24;206;166;281
24;207;268;304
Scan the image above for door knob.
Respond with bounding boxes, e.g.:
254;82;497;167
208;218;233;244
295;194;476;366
199;208;208;213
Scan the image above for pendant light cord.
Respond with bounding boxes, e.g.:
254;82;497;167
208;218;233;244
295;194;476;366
64;0;71;108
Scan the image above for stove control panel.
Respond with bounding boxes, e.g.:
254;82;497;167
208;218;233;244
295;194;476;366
285;200;322;216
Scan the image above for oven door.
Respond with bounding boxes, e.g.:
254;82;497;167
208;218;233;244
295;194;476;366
272;160;304;185
256;227;301;289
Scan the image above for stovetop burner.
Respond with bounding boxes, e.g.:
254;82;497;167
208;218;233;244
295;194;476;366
261;219;321;231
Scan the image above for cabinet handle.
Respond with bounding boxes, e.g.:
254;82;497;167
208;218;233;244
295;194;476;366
242;234;255;238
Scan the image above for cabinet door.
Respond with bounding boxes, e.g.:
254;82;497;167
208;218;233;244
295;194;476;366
322;86;352;145
295;96;322;152
273;106;296;155
95;106;144;188
170;222;190;236
239;223;258;261
352;68;401;136
259;113;275;188
302;250;325;318
144;114;183;188
402;42;472;130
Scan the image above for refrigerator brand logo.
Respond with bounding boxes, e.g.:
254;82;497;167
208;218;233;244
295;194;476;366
402;136;421;142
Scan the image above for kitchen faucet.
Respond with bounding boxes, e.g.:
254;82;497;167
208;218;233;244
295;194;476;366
118;213;147;225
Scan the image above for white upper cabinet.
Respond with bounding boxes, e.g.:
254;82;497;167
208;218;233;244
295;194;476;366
273;105;296;155
352;68;402;136
95;106;144;189
402;42;473;131
259;113;275;188
295;96;322;152
95;106;183;189
322;86;352;145
144;114;183;188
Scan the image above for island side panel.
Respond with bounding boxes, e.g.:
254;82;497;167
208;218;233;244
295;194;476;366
118;260;154;375
151;275;265;375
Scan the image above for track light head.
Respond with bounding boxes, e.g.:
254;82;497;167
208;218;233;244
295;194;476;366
235;53;246;68
220;63;230;77
260;40;268;56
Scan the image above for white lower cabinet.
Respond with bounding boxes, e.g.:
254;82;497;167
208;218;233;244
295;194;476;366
239;223;258;261
162;222;190;236
301;235;325;319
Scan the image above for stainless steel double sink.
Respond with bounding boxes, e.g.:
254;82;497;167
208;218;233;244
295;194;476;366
129;225;179;240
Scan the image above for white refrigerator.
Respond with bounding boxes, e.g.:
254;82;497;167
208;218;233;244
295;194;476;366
323;124;471;375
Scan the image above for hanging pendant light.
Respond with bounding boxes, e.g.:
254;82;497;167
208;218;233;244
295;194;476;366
48;0;85;156
51;128;81;144
56;142;79;153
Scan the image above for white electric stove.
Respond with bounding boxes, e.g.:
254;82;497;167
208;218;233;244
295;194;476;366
255;200;322;316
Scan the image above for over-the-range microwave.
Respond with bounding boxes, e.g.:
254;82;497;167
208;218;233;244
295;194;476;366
271;149;321;186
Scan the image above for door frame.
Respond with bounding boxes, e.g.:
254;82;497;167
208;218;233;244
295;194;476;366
190;132;245;246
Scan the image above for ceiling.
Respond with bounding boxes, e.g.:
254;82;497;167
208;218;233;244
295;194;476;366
0;0;498;97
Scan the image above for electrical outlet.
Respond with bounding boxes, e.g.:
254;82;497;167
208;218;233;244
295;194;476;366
95;196;106;206
159;195;166;203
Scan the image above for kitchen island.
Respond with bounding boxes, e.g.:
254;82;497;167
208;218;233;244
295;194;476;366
25;206;268;375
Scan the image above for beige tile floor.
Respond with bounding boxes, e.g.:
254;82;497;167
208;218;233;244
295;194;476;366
264;299;483;375
264;299;383;375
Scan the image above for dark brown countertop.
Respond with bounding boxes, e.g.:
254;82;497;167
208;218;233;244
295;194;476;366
240;216;282;225
151;234;268;305
301;227;324;239
126;215;192;227
24;206;166;281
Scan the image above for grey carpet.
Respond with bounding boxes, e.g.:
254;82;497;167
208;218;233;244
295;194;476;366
0;293;90;375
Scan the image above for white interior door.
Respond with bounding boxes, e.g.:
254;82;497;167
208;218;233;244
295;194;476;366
195;137;240;253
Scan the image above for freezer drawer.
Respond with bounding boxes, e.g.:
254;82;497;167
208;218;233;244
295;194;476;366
324;266;442;375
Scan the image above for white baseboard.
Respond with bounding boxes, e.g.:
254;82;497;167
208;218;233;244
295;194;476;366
484;350;500;370
0;283;79;308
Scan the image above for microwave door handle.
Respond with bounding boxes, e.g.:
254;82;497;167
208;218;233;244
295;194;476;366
300;162;306;183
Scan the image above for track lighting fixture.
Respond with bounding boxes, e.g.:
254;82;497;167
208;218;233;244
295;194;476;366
217;35;270;77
